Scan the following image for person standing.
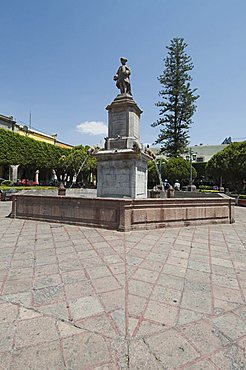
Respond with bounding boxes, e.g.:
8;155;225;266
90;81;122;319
174;180;181;191
163;179;171;191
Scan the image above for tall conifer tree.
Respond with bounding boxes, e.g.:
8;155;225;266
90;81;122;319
152;38;199;157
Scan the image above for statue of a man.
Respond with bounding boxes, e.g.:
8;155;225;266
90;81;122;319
114;57;132;95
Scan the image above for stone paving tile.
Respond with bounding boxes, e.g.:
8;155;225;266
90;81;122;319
33;284;65;306
69;295;104;320
211;264;236;277
209;344;246;369
18;306;42;320
59;258;82;272
33;273;62;289
38;301;70;320
62;269;88;284
110;309;126;335
162;263;187;277
62;332;112;369
7;267;33;280
212;284;244;304
135;319;165;337
1;202;246;368
87;265;112;279
128;279;153;298
15;316;59;348
0;323;15;352
35;254;57;265
182;359;218;369
57;320;85;338
145;328;200;368
178;319;231;354
233;305;246;320
139;259;163;272
76;313;118;338
92;276;121;293
99;289;125;312
212;312;246;340
114;273;125;287
211;272;240;289
11;341;66;370
128;339;164;370
213;298;240;314
128;294;147;317
1;291;33;306
35;263;60;276
0;301;19;323
82;256;106;268
181;286;213;314
151;284;183;306
131;267;159;284
64;280;94;300
144;300;178;326
177;308;205;325
108;262;125;275
0;352;12;370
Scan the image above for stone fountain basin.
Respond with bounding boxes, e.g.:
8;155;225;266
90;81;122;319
11;190;234;231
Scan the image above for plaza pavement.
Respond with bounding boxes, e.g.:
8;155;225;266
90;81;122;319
0;201;246;369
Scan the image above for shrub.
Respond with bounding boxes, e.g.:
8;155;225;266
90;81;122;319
198;185;213;190
1;180;13;186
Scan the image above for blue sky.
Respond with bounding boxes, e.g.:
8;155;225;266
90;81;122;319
1;0;245;147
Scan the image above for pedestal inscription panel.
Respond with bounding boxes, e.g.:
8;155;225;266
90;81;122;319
129;110;140;139
108;111;127;137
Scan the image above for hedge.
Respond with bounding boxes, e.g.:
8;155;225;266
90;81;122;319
0;128;69;169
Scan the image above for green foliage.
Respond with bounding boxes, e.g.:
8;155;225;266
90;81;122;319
147;160;159;188
0;128;68;169
0;129;98;185
192;162;206;180
199;185;213;190
199;189;220;193
206;141;246;192
152;38;199;157
1;180;13;186
60;145;97;183
0;185;57;191
162;157;197;185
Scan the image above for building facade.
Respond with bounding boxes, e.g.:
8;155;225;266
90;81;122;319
0;113;73;183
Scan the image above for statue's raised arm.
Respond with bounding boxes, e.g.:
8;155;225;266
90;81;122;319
113;57;132;95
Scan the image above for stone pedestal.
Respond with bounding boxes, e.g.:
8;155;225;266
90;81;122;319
95;94;151;199
95;149;150;198
105;94;142;151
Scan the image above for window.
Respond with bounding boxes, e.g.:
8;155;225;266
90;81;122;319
196;157;204;162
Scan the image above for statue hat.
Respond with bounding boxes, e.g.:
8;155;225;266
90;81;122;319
120;57;128;62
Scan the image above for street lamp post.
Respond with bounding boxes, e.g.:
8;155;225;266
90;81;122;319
186;148;197;191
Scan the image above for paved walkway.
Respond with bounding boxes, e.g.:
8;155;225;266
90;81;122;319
0;202;246;369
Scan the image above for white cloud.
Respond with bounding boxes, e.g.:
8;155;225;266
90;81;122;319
76;121;108;136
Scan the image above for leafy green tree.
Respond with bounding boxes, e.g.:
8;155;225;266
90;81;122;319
162;157;197;186
152;38;199;157
0;128;99;185
147;159;166;188
64;145;97;184
0;128;69;179
192;162;206;180
206;142;246;192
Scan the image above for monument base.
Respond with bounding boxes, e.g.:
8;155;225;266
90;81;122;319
11;194;235;232
94;149;151;198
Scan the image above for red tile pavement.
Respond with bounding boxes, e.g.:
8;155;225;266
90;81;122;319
0;202;246;369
